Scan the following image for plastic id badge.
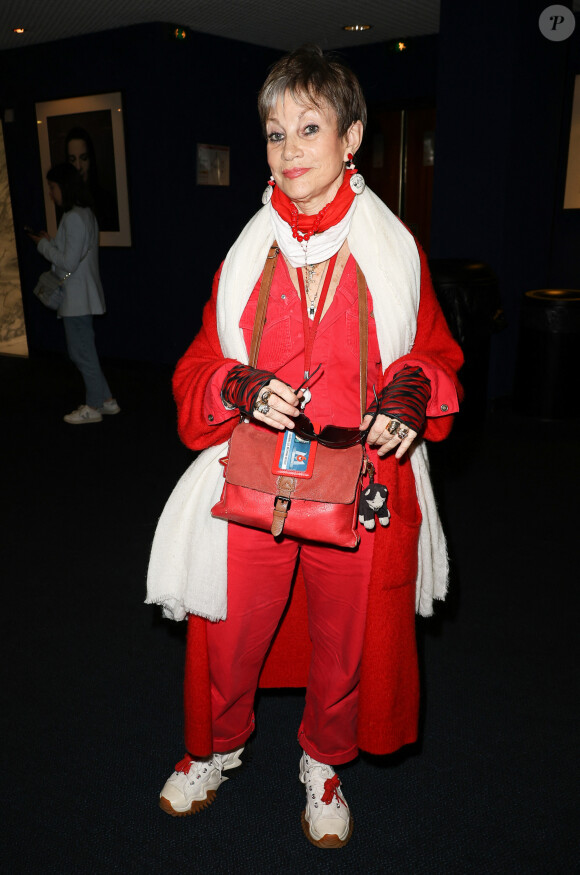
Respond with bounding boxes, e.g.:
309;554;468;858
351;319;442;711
272;429;317;479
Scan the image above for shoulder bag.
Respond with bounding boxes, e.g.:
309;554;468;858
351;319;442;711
34;247;90;310
211;245;371;548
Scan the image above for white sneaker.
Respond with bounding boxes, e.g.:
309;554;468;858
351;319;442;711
98;399;121;415
299;752;353;848
159;747;244;816
63;405;102;425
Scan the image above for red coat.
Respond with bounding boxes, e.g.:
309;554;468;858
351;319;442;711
173;242;463;757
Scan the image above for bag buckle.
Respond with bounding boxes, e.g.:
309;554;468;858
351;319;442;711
271;475;296;537
271;495;291;537
274;494;291;512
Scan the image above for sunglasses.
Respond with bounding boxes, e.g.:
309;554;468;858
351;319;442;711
291;384;379;449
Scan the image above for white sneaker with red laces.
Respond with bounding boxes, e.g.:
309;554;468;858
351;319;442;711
159;748;244;816
299;752;353;848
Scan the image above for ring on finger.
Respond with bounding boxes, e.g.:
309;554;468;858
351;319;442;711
260;387;272;403
387;419;401;435
397;425;409;440
256;402;270;415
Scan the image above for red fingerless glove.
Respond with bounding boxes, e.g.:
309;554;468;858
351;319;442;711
221;364;276;417
365;365;431;434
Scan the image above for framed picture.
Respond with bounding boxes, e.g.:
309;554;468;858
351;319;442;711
197;144;230;186
564;75;580;210
35;92;131;246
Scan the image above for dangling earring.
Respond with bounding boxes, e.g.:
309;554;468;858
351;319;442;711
262;175;275;204
346;153;365;195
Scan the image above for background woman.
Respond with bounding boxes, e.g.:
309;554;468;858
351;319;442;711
28;163;119;423
147;45;462;848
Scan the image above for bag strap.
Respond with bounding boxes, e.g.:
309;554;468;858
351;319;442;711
249;243;369;418
356;265;368;419
249;243;279;368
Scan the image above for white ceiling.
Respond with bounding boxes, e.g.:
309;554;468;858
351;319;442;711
1;0;441;52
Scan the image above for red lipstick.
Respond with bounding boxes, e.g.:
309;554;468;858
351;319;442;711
282;168;309;179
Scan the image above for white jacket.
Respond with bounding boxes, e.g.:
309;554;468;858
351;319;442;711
37;206;105;317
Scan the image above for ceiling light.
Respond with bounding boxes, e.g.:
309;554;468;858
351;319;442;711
343;24;372;33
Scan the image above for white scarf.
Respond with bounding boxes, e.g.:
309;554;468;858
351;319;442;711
146;187;448;621
269;199;357;267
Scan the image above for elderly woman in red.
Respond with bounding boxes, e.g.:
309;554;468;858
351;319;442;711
147;45;462;849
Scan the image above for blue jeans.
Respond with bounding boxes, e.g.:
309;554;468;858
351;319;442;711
63;315;112;409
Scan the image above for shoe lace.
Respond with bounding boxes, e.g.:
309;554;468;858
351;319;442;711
321;774;346;807
174;755;195;775
174;754;217;782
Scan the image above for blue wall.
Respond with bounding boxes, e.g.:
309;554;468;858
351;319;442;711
341;35;439;105
431;0;580;397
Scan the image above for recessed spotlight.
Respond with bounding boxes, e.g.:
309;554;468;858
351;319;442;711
343;24;372;32
13;27;26;34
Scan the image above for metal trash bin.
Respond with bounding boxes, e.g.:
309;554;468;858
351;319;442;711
514;289;580;420
429;259;501;426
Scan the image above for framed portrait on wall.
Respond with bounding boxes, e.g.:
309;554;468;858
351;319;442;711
35;92;131;246
196;144;230;186
564;75;580;210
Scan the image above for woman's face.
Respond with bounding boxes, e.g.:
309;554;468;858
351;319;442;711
48;181;62;206
67;138;90;182
266;91;362;215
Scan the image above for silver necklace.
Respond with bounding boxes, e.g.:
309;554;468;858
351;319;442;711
304;260;326;319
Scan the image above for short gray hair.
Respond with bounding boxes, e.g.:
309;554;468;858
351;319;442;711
258;44;367;138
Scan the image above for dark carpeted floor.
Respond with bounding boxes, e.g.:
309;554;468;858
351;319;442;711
1;352;578;874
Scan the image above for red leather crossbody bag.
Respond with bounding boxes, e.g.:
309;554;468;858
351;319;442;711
211;244;370;548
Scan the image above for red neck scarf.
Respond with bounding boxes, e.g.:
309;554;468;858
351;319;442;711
271;169;356;243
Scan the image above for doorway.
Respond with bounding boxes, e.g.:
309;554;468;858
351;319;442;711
358;105;436;253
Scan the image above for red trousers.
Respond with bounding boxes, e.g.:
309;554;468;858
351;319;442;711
200;521;375;765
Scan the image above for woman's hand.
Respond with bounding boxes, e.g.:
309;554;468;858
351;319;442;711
360;413;417;459
27;230;49;244
252;378;302;430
